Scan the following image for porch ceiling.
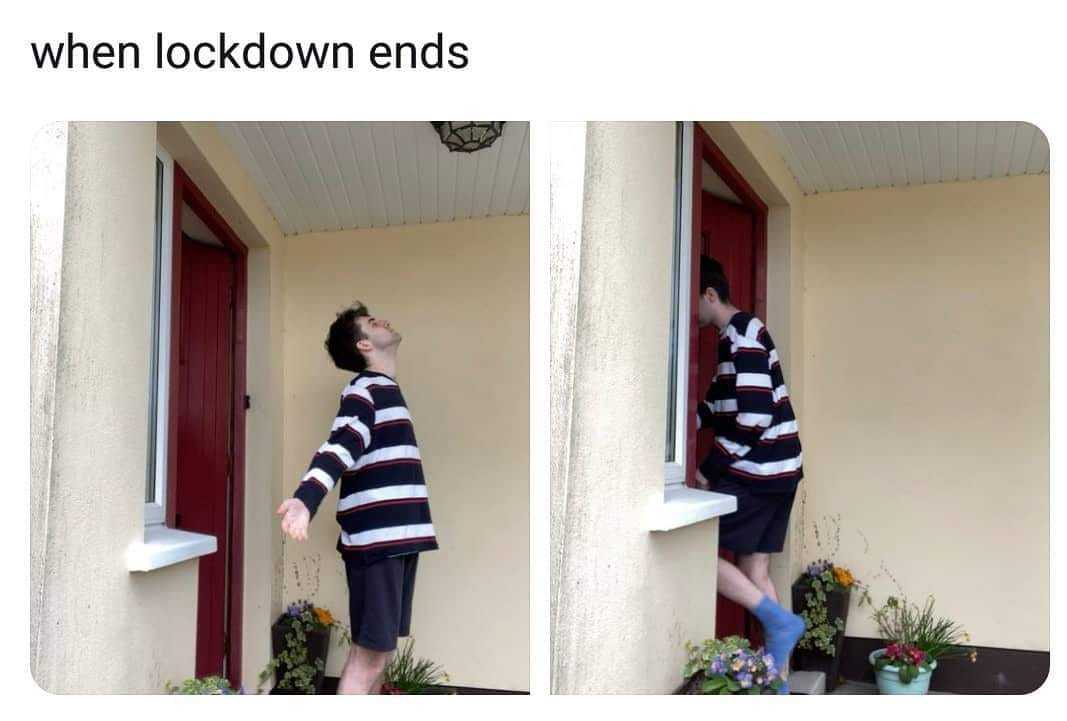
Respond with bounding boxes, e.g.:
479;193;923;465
216;121;529;235
761;122;1049;195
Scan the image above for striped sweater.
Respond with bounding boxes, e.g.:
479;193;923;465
293;371;438;564
696;312;803;494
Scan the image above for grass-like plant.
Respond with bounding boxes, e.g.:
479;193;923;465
382;638;449;694
872;595;977;664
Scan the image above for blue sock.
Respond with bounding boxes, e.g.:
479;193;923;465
752;595;806;694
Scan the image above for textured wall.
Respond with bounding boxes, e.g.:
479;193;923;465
551;123;721;694
280;215;530;691
31;122;200;693
30;121;287;692
30;122;68;683
801;175;1050;650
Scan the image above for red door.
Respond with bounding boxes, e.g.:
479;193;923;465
699;192;763;645
174;235;236;678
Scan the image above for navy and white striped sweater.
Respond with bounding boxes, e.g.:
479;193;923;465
293;371;438;564
696;312;803;494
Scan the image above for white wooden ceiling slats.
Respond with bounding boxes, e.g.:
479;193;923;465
763;122;1049;195
218;121;530;235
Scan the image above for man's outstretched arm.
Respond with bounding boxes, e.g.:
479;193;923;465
278;386;374;541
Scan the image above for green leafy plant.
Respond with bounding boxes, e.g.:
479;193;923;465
165;676;238;694
683;635;783;695
258;600;352;694
683;635;751;679
871;595;977;667
381;638;449;694
796;559;870;656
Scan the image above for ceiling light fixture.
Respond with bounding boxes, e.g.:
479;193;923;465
430;122;505;153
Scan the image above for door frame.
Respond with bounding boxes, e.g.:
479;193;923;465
684;123;769;488
165;162;248;687
687;123;769;643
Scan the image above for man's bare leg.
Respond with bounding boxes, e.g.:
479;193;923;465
718;554;805;693
717;555;766;610
337;644;392;694
737;552;778;604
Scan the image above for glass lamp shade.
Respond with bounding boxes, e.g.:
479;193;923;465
430;122;505;152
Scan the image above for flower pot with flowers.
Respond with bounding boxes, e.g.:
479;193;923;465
869;595;977;695
260;600;352;694
678;636;785;695
791;559;870;691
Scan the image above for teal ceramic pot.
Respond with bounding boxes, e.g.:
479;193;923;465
869;649;937;694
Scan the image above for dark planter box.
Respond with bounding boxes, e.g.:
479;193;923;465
791;578;851;692
270;616;332;694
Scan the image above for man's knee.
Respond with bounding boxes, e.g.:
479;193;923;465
739;556;771;584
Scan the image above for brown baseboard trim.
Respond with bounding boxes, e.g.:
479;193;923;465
838;637;1049;694
320;677;527;695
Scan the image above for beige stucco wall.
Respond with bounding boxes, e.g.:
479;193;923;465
801;175;1050;651
30;122;200;693
30;121;286;692
551;122;721;694
280;215;530;691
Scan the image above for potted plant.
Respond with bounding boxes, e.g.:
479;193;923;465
165;676;240;694
868;595;977;694
381;638;451;694
259;600;351;694
791;559;869;690
678;636;785;695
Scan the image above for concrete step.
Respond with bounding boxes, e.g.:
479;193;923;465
788;670;826;695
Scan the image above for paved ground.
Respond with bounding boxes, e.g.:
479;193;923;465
829;681;952;695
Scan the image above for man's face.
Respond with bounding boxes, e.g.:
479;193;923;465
356;314;401;352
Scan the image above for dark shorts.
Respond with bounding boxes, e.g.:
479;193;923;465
715;477;797;554
343;553;418;652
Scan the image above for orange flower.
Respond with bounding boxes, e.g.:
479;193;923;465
314;607;335;626
832;566;854;587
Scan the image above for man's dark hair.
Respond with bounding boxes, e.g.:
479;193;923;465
324;302;370;373
700;256;730;302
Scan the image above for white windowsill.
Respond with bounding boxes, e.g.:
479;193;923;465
127;525;217;572
649;485;737;532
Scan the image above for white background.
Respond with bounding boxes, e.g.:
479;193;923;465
2;0;1062;715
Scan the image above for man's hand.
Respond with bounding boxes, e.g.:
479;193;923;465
694;469;711;491
277;498;311;541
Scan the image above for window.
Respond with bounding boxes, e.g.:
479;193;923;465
664;122;694;487
145;145;174;525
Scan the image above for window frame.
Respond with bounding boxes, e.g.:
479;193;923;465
664;121;694;488
145;144;174;526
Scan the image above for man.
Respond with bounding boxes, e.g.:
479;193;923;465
276;303;438;694
694;256;806;693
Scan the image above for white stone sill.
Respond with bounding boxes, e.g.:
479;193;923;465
127;524;217;572
648;486;737;532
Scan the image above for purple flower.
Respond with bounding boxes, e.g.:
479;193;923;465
737;672;753;688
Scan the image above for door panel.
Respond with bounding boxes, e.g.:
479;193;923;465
174;236;235;678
